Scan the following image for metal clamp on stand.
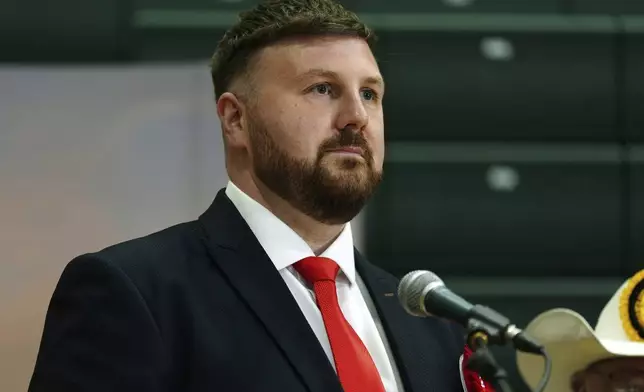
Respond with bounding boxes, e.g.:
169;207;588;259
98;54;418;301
465;318;514;392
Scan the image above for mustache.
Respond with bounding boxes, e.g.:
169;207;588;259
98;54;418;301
319;131;370;153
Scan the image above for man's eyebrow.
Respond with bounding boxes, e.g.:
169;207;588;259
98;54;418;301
364;75;385;90
296;68;385;89
297;68;338;79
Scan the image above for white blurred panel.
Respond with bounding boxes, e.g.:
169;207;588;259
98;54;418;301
0;63;226;391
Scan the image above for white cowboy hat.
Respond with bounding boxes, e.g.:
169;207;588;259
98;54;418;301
516;270;644;392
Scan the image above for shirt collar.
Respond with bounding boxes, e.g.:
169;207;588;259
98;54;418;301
225;181;356;285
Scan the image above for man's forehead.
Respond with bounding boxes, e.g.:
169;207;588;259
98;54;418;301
256;36;380;80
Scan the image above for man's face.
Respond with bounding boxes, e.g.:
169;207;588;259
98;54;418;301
242;35;385;224
572;357;644;392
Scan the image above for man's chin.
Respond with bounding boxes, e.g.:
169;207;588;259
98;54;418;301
324;160;371;176
321;175;378;200
322;162;381;187
322;173;368;190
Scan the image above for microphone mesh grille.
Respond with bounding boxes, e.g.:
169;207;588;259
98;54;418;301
398;270;443;317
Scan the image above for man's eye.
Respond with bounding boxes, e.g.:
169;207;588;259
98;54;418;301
313;83;332;95
361;88;378;101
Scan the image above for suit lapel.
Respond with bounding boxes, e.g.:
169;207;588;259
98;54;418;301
355;251;461;392
198;190;343;392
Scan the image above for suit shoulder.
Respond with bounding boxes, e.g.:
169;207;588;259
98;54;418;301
70;220;205;284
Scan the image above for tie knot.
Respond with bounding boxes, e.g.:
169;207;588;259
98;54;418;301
294;256;340;284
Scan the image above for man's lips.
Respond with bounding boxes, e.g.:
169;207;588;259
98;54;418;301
327;146;365;155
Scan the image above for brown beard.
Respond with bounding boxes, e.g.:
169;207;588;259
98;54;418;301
247;117;382;225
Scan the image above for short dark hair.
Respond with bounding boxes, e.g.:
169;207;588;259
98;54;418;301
210;0;376;100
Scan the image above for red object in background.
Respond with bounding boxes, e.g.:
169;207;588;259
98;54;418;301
461;346;495;392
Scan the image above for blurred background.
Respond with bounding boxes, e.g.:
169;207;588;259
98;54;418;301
1;0;642;390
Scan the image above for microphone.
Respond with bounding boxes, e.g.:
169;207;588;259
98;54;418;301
398;270;544;355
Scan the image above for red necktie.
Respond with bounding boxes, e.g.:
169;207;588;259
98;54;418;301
294;256;386;392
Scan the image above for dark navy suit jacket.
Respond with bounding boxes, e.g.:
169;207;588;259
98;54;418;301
29;190;466;392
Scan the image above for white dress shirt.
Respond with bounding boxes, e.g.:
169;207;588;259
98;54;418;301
225;181;402;392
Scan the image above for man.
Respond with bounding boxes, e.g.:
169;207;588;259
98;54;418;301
517;269;644;392
28;1;483;391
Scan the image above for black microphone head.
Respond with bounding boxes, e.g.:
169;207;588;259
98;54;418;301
398;270;445;317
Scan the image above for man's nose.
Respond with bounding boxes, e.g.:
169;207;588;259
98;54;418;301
335;93;369;132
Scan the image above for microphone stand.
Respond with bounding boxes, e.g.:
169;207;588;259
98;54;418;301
465;319;514;392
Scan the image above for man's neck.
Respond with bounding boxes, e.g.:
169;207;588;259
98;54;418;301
231;175;344;255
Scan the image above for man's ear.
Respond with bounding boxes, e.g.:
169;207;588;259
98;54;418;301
217;92;248;149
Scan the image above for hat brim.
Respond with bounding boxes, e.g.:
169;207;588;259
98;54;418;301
516;308;644;392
